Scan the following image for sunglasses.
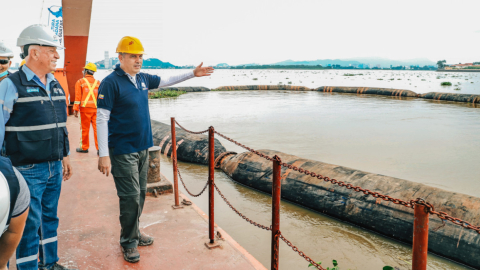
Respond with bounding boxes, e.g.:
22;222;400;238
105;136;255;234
0;60;10;65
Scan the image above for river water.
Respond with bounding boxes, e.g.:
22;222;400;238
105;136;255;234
96;69;480;94
98;69;479;269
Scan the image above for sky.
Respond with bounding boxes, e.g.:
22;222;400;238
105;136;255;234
2;0;480;67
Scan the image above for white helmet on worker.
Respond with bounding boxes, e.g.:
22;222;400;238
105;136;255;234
16;24;65;59
0;172;10;236
0;41;14;58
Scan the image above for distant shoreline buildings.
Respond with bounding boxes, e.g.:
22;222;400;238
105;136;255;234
443;62;480;70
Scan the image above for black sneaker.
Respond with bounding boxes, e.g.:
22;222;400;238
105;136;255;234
48;263;78;270
138;233;154;246
76;148;88;153
122;247;140;263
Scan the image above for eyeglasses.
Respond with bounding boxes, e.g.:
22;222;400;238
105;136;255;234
0;60;10;65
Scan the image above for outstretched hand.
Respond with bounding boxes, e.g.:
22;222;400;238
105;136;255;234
193;62;214;77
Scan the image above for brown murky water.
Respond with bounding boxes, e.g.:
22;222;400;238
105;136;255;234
149;90;479;270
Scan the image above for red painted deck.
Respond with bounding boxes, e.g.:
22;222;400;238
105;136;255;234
11;116;266;270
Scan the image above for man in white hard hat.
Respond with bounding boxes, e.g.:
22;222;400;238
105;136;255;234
0;156;30;270
0;41;14;83
0;24;74;270
97;36;213;263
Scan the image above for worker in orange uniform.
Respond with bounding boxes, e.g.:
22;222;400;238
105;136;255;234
73;62;100;154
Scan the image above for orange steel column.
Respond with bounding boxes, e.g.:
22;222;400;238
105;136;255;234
53;69;72;114
271;156;282;270
171;118;182;209
62;0;93;101
412;204;429;270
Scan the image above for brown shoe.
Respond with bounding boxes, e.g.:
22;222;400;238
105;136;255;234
139;233;154;246
122;247;140;263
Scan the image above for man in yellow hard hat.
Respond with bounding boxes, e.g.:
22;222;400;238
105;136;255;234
96;36;214;263
73;62;100;154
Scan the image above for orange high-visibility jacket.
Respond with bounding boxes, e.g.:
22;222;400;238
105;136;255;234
73;74;100;111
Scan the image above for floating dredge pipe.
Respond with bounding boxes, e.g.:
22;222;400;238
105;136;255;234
316;86;419;97
421;92;480;103
152;120;226;165
219;150;480;269
151;120;480;268
148;85;480;105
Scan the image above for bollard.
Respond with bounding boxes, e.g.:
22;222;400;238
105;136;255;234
271;156;281;270
146;146;173;196
171;117;183;209
147;146;162;183
412;203;429;270
205;126;221;249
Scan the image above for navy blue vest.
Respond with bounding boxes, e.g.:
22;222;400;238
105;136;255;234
0;156;19;228
5;66;69;166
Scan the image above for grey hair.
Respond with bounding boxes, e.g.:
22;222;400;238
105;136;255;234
28;45;41;57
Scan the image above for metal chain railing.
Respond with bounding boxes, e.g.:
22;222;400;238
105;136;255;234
276;159;480;234
414;199;480;233
174;120;209;134
277;231;326;270
214;183;272;231
172;119;480;269
214;130;274;161
177;167;209;197
214;128;480;235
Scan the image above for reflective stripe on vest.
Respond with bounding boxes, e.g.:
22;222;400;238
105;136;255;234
16;96;66;103
5;122;67;132
82;78;98;108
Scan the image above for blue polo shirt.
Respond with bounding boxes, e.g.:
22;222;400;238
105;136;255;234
97;64;161;155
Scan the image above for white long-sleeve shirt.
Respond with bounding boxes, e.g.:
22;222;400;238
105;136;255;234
97;70;195;157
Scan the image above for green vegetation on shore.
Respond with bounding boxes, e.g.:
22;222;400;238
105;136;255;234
148;90;186;99
440;82;452;86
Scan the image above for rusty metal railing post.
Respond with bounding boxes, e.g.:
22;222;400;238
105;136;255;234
412;203;429;270
205;126;221;249
271;156;281;270
171;117;182;209
208;126;215;243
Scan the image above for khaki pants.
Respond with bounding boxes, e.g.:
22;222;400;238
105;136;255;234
109;148;148;249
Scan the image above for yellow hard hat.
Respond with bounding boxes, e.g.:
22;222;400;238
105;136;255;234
20;59;26;66
84;62;97;72
116;36;145;54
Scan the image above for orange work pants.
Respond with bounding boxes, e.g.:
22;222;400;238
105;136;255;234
78;108;98;151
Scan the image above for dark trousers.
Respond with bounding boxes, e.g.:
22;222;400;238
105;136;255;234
110;148;148;249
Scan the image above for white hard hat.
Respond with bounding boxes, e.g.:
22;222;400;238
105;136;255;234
0;172;10;236
0;41;14;58
17;24;65;49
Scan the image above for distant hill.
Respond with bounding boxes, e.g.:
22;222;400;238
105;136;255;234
143;58;176;68
215;63;230;67
95;57;178;69
236;63;261;67
272;57;436;68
